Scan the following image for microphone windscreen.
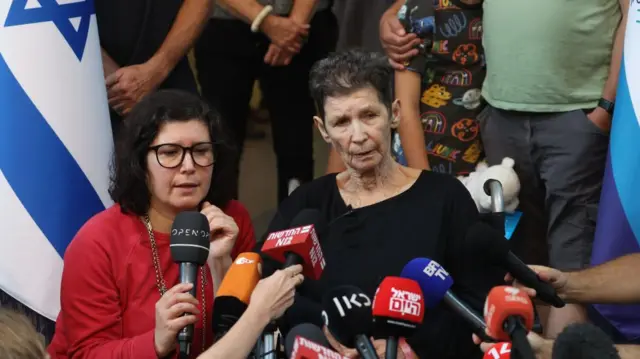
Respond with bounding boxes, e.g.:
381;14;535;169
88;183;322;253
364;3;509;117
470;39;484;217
321;285;373;347
552;323;620;359
464;222;510;261
211;253;262;339
372;276;424;337
170;211;210;265
482;342;512;359
290;208;326;229
400;258;454;308
216;252;262;302
284;323;332;357
484;286;534;341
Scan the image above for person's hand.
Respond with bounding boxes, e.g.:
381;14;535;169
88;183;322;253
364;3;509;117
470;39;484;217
587;107;612;133
323;326;359;358
379;7;421;70
264;44;294;66
472;331;553;359
248;265;305;320
201;201;239;260
154;283;200;357
505;265;570;301
261;15;309;53
105;60;167;115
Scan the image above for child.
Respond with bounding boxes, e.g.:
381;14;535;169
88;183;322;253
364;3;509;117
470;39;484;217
393;0;485;176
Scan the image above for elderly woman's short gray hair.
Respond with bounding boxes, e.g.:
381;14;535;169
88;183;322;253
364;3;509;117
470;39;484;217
309;49;394;118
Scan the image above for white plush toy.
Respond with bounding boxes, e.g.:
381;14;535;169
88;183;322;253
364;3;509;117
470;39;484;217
457;157;520;213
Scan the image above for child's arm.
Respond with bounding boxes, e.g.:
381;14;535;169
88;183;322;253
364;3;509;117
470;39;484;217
395;69;430;170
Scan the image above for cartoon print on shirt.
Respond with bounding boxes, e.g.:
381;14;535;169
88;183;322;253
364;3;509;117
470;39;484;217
421;111;447;134
453;89;482;109
450;118;479;142
452;44;479;65
462;140;483;164
421;84;452;108
441;69;472;86
468;18;482;40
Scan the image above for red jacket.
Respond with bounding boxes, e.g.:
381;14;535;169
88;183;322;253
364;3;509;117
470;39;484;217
48;202;256;359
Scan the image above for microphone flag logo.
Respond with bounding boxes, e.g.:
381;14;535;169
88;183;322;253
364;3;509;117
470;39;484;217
0;0;113;320
591;3;640;340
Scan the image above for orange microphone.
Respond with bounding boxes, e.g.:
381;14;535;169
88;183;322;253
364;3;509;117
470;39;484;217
484;286;535;359
211;252;262;341
483;342;511;359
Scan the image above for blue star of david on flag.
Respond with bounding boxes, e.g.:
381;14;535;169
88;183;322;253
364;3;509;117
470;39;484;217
4;0;95;61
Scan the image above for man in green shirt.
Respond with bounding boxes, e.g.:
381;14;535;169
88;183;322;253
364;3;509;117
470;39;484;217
380;0;630;338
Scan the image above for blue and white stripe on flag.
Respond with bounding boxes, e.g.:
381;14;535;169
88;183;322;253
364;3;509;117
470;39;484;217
0;0;113;321
591;2;640;341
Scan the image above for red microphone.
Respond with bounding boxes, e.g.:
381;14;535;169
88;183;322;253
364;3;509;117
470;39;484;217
289;336;348;359
372;277;424;359
261;209;325;280
484;286;535;359
483;342;511;359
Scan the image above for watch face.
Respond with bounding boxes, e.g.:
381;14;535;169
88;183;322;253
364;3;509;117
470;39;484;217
599;99;614;114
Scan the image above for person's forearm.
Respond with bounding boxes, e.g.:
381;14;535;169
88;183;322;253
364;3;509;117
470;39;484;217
567;253;640;304
148;0;210;77
197;305;270;359
395;70;430;170
101;48;119;78
599;3;627;102
210;255;233;297
216;0;267;24
616;344;640;358
289;0;319;24
326;146;347;174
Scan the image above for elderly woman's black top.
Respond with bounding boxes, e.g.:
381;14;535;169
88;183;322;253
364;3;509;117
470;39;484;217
258;171;504;359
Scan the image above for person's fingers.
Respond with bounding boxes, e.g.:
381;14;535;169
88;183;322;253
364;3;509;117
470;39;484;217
292;273;305;287
165;302;200;319
167;292;199;308
479;342;493;353
166;283;194;296
166;315;199;331
283;264;303;276
386;16;406;36
386;37;421;54
388;59;405;71
105;71;122;87
472;334;481;345
387;48;419;64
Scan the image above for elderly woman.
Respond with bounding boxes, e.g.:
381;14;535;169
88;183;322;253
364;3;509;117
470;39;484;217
259;50;504;359
47;90;259;359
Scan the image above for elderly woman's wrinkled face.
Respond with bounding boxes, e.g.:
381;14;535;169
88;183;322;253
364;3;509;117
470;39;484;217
316;87;396;173
146;119;214;212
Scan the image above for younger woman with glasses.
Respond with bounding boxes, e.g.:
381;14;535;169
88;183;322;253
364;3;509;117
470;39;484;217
48;90;261;358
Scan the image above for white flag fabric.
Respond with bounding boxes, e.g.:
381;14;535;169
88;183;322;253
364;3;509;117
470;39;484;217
0;0;113;321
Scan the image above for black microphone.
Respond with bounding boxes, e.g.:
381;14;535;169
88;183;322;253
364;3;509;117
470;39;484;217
170;211;211;358
465;222;565;308
321;285;380;359
552;323;620;359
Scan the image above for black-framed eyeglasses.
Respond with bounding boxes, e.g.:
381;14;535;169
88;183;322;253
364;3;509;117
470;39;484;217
149;142;215;169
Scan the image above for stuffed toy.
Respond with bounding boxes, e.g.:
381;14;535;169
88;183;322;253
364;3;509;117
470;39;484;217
457;157;520;213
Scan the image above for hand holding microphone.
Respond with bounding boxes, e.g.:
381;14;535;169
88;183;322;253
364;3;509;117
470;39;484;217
249;264;305;321
504;266;570;303
154;283;202;358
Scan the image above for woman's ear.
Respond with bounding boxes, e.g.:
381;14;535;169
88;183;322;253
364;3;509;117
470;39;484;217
314;116;331;143
390;99;401;129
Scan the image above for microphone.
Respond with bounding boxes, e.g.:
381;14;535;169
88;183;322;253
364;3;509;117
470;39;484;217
261;209;326;280
285;323;347;359
465;222;565;308
552;323;620;359
371;277;424;359
321;285;380;359
210;252;262;341
483;342;512;359
484;286;535;359
170;211;211;357
400;258;491;341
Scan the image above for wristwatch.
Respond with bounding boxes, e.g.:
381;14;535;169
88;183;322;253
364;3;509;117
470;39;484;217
598;98;615;115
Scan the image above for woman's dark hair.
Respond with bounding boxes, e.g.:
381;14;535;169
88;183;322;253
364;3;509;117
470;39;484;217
309;49;394;118
109;89;237;215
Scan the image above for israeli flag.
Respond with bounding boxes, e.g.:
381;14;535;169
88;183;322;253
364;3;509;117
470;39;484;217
591;2;640;340
0;0;113;321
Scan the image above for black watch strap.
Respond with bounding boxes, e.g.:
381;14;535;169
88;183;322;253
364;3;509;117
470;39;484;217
598;98;615;115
